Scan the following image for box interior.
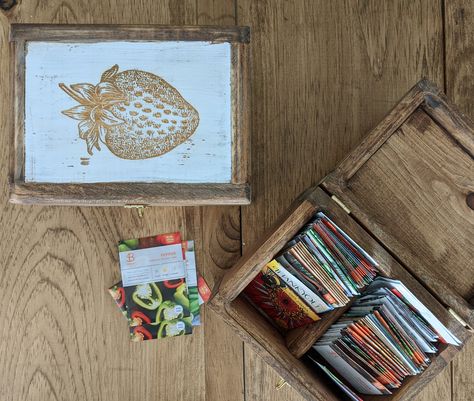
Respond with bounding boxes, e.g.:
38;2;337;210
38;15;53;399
222;190;469;401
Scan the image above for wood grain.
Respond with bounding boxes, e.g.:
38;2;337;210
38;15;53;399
236;1;448;400
444;2;474;401
0;2;241;401
196;2;246;401
323;105;474;328
10;182;251;206
2;1;474;401
10;23;250;43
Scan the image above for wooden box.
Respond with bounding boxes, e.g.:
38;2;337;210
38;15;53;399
210;79;474;401
9;24;250;206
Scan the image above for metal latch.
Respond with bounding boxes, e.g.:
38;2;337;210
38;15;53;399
331;195;351;214
448;308;474;332
124;204;147;218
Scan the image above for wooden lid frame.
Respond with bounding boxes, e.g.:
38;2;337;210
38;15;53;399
322;79;474;329
9;24;251;206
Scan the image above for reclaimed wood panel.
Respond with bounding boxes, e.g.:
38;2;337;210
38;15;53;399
196;2;246;401
445;2;474;401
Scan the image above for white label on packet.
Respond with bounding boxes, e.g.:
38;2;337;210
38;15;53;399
185;245;198;287
270;261;331;313
314;345;385;395
366;277;461;346
119;243;185;287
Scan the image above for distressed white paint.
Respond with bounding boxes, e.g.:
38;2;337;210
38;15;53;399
24;41;232;183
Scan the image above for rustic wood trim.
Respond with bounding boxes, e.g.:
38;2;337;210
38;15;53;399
218;199;318;301
286;299;355;359
9;24;251;43
11;39;25;183
9;24;251;206
419;79;474;157
230;41;251;185
325;80;427;185
9;182;251;206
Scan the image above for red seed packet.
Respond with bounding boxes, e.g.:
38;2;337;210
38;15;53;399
243;270;319;330
197;275;212;303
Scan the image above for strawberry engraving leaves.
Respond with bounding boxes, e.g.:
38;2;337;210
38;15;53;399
59;65;126;155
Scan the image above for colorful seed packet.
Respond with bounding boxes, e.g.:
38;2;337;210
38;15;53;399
243;268;320;331
109;232;211;341
119;233;190;328
183;240;201;326
130;318;193;342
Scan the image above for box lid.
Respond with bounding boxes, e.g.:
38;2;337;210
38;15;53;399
9;24;251;207
322;79;474;328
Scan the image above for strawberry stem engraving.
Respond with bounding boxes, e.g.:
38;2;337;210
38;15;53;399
59;65;126;155
59;65;200;160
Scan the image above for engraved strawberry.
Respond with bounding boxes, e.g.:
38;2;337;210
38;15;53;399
59;65;199;159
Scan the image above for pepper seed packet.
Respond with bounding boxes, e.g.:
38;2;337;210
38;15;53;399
109;233;211;341
119;232;190;328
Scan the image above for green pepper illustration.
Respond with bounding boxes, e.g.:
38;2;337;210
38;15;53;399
173;282;189;309
123;238;139;249
158;319;186;338
182;316;194;329
132;283;162;310
188;286;200;316
118;243;131;252
156;300;184;322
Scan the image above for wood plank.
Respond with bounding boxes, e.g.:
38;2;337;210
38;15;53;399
10;23;250;42
10;182;251;206
323;105;474;328
237;0;448;400
444;2;474;400
196;2;246;401
0;2;213;401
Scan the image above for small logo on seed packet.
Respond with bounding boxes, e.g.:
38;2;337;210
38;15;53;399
126;252;135;264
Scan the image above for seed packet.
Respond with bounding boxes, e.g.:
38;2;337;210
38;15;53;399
109;232;211;341
119;232;190;327
130;318;193;341
243;268;320;331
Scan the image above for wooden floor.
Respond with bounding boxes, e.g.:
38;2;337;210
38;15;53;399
0;1;473;400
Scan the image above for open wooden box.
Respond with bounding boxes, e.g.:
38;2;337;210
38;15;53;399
9;24;250;206
209;79;474;401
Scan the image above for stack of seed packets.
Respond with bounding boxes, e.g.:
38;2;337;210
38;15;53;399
108;232;211;342
243;212;379;331
307;276;460;397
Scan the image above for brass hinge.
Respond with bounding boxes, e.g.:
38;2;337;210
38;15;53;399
331;195;351;214
448;308;474;332
275;377;288;390
124;204;147;218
